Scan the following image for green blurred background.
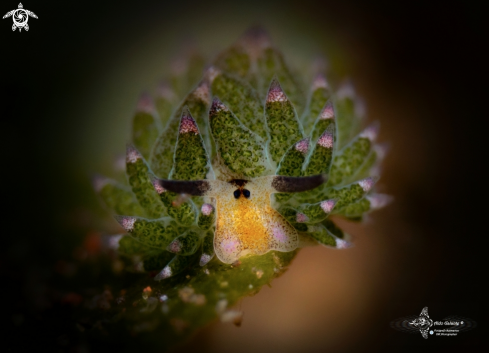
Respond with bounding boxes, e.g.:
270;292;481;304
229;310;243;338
1;0;485;351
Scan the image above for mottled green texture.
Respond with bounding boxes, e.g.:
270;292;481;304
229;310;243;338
211;72;267;139
119;217;185;249
167;229;202;256
197;207;215;230
96;178;145;216
335;94;362;149
258;47;304;113
353;149;378;180
132;111;161;160
296;201;333;224
304;224;337;247
328;136;371;186
276;206;308;232
118;235;153;256
311;117;335;144
209;99;270;177
201;231;215;263
276;140;308;177
310;101;335;143
323;219;345;239
338;197;370;217
126;147;166;219
157;191;197;226
214;44;251;79
323;181;372;210
170;110;210;181
150;84;210;178
303;126;334;176
303;83;331;134
266;86;304;164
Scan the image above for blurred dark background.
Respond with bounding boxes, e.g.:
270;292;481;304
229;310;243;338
1;0;486;352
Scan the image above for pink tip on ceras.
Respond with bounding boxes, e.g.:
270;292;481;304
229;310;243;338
117;216;136;232
318;130;334;148
336;81;356;100
312;74;329;90
320;199;336;213
201;203;214;216
193;80;211;105
359;123;379;142
157;81;176;100
152;178;166;195
267;79;287;103
126;144;142;164
136;92;155;114
204;66;221;84
296;213;309;223
92;174;109;192
199;253;212;266
335;238;352;249
358;177;375;192
155;266;172;281
209;97;228;116
179;109;199;135
168;240;182;253
294;138;310;155
320;101;335;120
366;194;393;209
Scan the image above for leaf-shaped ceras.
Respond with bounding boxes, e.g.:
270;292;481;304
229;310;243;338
153;174;327;264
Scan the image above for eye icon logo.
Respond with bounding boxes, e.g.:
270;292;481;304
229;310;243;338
409;307;434;339
3;3;37;32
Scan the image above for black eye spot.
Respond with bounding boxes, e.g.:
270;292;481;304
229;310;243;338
242;189;250;198
233;189;241;199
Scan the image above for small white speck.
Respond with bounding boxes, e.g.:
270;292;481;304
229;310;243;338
159;294;168;302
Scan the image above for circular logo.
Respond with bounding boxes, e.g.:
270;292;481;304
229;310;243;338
430;330;434;335
12;9;28;27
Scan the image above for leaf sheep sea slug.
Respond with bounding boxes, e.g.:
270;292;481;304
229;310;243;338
93;27;390;281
